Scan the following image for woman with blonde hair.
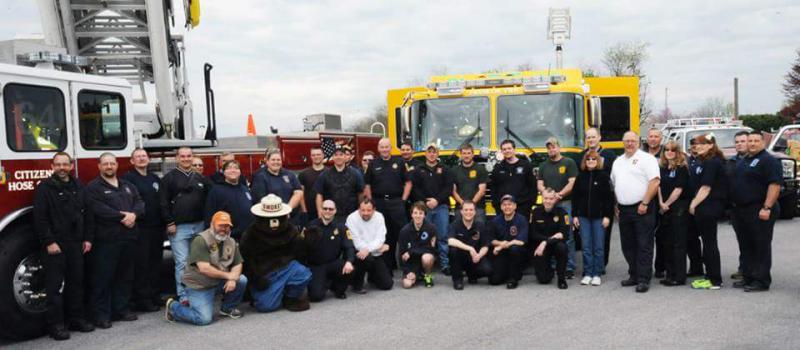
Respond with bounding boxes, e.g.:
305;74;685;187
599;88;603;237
656;140;690;286
688;134;728;290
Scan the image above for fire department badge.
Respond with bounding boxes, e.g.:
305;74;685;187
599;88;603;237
469;170;477;178
333;228;339;236
516;167;523;174
283;175;290;183
563;215;569;225
346;230;352;240
559;166;566;174
554;216;559;223
471;231;480;241
392;163;398;169
510;226;518;237
632;159;638;165
152;182;159;191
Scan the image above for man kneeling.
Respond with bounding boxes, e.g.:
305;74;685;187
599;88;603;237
306;200;355;301
399;202;437;288
531;189;570;290
166;211;247;325
448;201;492;290
489;195;528;289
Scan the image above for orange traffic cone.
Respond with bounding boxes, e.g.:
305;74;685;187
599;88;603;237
247;113;257;136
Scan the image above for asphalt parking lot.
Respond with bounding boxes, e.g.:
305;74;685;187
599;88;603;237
8;219;800;349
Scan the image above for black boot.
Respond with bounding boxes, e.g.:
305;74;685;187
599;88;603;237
67;319;95;332
48;325;70;341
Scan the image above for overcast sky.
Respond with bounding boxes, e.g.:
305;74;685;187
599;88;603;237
2;0;798;137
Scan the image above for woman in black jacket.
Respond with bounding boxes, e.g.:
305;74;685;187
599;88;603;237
688;134;728;290
572;150;613;286
656;140;691;286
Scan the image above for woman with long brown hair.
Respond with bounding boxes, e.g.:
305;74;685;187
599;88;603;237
572;150;613;286
656;141;690;286
688;134;728;290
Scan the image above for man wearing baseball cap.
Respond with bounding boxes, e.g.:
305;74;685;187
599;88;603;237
166;211;247;325
488;194;528;289
410;142;454;275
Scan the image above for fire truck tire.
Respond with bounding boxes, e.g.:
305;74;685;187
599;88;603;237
779;191;797;219
0;224;47;340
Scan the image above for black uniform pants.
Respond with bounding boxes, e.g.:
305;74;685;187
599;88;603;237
692;206;722;285
308;259;351;301
657;204;689;283
374;197;407;271
533;240;568;284
604;214;615;268
730;210;746;273
449;249;492;282
90;240;135;322
133;226;164;306
686;217;704;274
489;246;525;285
734;204;777;288
654;214;665;274
352;255;393;290
618;203;656;284
43;241;85;326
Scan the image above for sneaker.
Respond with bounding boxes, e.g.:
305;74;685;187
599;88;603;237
580;276;592;285
691;279;710;289
165;298;176;323
423;274;434;288
219;307;243;319
591;276;602;286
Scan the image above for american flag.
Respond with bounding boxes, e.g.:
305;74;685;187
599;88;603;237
321;137;337;158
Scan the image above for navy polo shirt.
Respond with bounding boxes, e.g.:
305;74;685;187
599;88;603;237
659;165;690;202
250;168;301;204
731;150;783;206
490;213;528;243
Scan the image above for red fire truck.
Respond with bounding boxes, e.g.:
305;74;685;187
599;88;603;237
0;1;379;340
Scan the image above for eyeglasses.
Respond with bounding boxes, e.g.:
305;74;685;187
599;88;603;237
322;207;335;211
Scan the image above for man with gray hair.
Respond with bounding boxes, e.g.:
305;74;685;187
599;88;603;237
611;131;661;293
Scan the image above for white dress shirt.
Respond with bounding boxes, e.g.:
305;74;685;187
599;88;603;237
345;210;386;256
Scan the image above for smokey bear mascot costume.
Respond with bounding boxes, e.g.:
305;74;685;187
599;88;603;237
240;194;320;312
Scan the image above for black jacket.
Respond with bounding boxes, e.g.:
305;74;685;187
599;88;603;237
490;157;536;207
398;221;437;256
306;218;355;265
160;168;212;225
530;206;570;245
33;175;85;247
410;162;453;206
84;177;145;242
121;170;164;228
572;169;614;219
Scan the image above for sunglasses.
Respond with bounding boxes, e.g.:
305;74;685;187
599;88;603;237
586;157;598;161
322;207;336;211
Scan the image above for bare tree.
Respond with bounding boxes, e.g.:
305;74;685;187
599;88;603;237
690;97;734;119
347;104;388;134
782;48;800;101
602;41;653;124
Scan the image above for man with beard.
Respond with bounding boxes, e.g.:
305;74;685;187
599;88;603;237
84;153;144;328
34;152;95;340
165;211;247;325
240;194;318;312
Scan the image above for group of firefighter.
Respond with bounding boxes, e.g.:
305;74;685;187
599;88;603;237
34;126;782;339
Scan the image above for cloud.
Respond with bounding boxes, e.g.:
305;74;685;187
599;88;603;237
2;0;798;137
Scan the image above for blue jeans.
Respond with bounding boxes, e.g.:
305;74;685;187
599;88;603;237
252;260;311;312
578;217;605;277
558;201;576;272
170;221;204;301
171;275;248;326
426;205;450;269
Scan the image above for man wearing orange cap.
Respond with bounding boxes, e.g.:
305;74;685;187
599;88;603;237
165;211;247;325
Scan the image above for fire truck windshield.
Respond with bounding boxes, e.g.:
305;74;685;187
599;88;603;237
410;96;490;151
496;93;584;149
